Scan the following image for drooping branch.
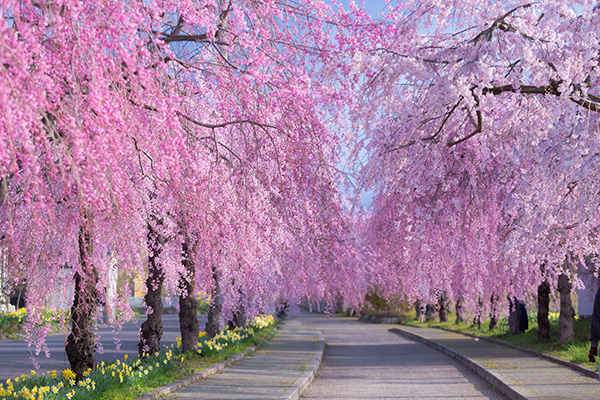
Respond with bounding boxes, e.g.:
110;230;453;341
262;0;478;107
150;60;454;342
447;94;482;147
423;96;463;141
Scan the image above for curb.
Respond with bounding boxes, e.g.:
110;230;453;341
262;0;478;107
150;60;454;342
390;327;533;400
435;326;598;379
139;326;278;400
278;330;325;400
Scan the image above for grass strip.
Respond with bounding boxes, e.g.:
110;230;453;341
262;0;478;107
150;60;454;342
0;315;277;400
402;311;596;371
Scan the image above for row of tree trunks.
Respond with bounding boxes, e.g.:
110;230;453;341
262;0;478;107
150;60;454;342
412;268;575;344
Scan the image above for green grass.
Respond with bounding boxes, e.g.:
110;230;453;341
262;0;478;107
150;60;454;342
0;308;67;339
403;310;596;370
0;316;277;400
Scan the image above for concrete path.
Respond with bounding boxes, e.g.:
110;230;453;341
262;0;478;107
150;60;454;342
166;316;322;400
298;312;507;400
394;325;600;400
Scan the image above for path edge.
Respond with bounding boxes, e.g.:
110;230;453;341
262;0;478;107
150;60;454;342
435;325;598;379
390;327;533;400
138;325;279;400
277;329;325;400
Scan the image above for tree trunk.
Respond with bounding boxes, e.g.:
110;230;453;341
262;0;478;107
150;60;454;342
415;299;422;321
205;265;222;339
508;296;522;335
489;294;498;330
473;298;483;330
455;295;464;324
438;293;448;322
228;303;247;330
558;273;575;343
66;219;98;379
138;219;165;358
178;236;199;354
537;279;551;341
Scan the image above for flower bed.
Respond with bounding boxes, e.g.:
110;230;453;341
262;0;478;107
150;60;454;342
0;314;276;400
0;309;69;339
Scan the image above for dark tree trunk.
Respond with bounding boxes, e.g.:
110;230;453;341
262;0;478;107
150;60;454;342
228;303;247;330
508;297;522;335
0;176;8;206
66;219;98;379
473;298;483;330
178;236;199;354
489;294;498;330
415;299;422;321
425;303;436;321
138;219;165;358
455;295;464;324
438;293;448;322
558;273;575;343
205;265;222;339
537;279;551;341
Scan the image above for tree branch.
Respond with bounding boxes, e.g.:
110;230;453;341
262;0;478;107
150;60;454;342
423;96;463;141
470;3;535;45
447;94;482;147
178;112;277;130
482;83;600;112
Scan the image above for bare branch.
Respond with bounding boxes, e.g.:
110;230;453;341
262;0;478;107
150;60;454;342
178;112;277;130
197;136;242;163
378;140;416;156
447;94;482;147
470;3;536;44
423;96;463;141
482;83;600;112
131;136;156;183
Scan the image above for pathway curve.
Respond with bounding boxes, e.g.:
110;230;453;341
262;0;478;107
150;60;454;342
298;312;507;400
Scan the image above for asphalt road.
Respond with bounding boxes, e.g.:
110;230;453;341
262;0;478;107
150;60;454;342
297;312;508;400
0;314;207;383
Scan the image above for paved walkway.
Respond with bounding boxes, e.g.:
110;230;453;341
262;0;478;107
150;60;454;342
298;312;507;399
166;317;322;400
394;325;600;400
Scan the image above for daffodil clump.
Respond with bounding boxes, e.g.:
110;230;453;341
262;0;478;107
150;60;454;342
193;314;275;357
1;314;275;400
527;311;578;326
0;308;70;337
0;349;178;400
